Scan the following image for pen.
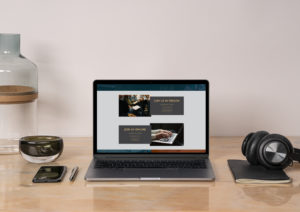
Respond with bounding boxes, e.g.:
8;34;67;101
69;166;79;181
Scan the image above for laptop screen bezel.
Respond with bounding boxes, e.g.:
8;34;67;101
93;80;209;156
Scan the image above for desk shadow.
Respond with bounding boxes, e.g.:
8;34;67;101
242;184;300;206
92;184;209;211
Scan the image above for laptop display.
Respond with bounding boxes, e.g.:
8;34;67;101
94;80;208;154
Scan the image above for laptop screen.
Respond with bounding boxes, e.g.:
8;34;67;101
95;81;208;154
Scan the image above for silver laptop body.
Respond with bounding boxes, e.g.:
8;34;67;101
85;80;215;181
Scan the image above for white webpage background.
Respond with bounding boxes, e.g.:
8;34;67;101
97;91;206;150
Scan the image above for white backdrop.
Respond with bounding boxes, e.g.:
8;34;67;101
1;0;300;136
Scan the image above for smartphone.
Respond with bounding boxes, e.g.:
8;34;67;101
32;166;67;183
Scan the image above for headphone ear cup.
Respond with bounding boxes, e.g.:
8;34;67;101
242;132;254;156
245;131;269;165
257;134;293;169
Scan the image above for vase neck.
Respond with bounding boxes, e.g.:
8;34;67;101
0;34;20;56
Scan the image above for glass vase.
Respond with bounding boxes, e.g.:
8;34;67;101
0;33;38;154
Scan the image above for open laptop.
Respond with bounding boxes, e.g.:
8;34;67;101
85;80;215;181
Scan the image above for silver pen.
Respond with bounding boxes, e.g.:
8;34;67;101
69;166;79;181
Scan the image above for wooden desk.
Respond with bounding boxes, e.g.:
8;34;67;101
1;137;300;212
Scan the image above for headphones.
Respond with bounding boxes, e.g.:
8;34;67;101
242;131;300;169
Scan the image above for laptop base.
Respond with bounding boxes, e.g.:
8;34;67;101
85;158;215;181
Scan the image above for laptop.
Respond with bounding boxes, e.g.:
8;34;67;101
85;80;215;181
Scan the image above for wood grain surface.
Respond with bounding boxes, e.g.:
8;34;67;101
0;137;300;212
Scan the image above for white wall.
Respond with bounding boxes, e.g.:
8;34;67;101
1;0;300;136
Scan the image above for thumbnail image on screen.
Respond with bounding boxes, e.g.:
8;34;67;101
150;123;184;146
119;94;151;117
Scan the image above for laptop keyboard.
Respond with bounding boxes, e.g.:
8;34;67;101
94;159;207;169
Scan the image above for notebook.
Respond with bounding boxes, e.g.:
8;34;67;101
228;160;291;184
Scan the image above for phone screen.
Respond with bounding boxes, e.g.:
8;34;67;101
33;166;66;182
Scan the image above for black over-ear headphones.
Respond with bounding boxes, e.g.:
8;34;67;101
242;131;300;169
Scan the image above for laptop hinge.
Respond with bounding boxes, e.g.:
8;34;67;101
94;154;208;159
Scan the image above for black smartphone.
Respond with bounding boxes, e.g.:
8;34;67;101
32;166;67;183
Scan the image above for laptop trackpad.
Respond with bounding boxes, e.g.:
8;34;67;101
123;168;179;178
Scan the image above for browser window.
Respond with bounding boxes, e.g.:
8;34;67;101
96;83;206;153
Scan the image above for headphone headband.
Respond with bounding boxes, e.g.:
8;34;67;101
290;148;300;162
